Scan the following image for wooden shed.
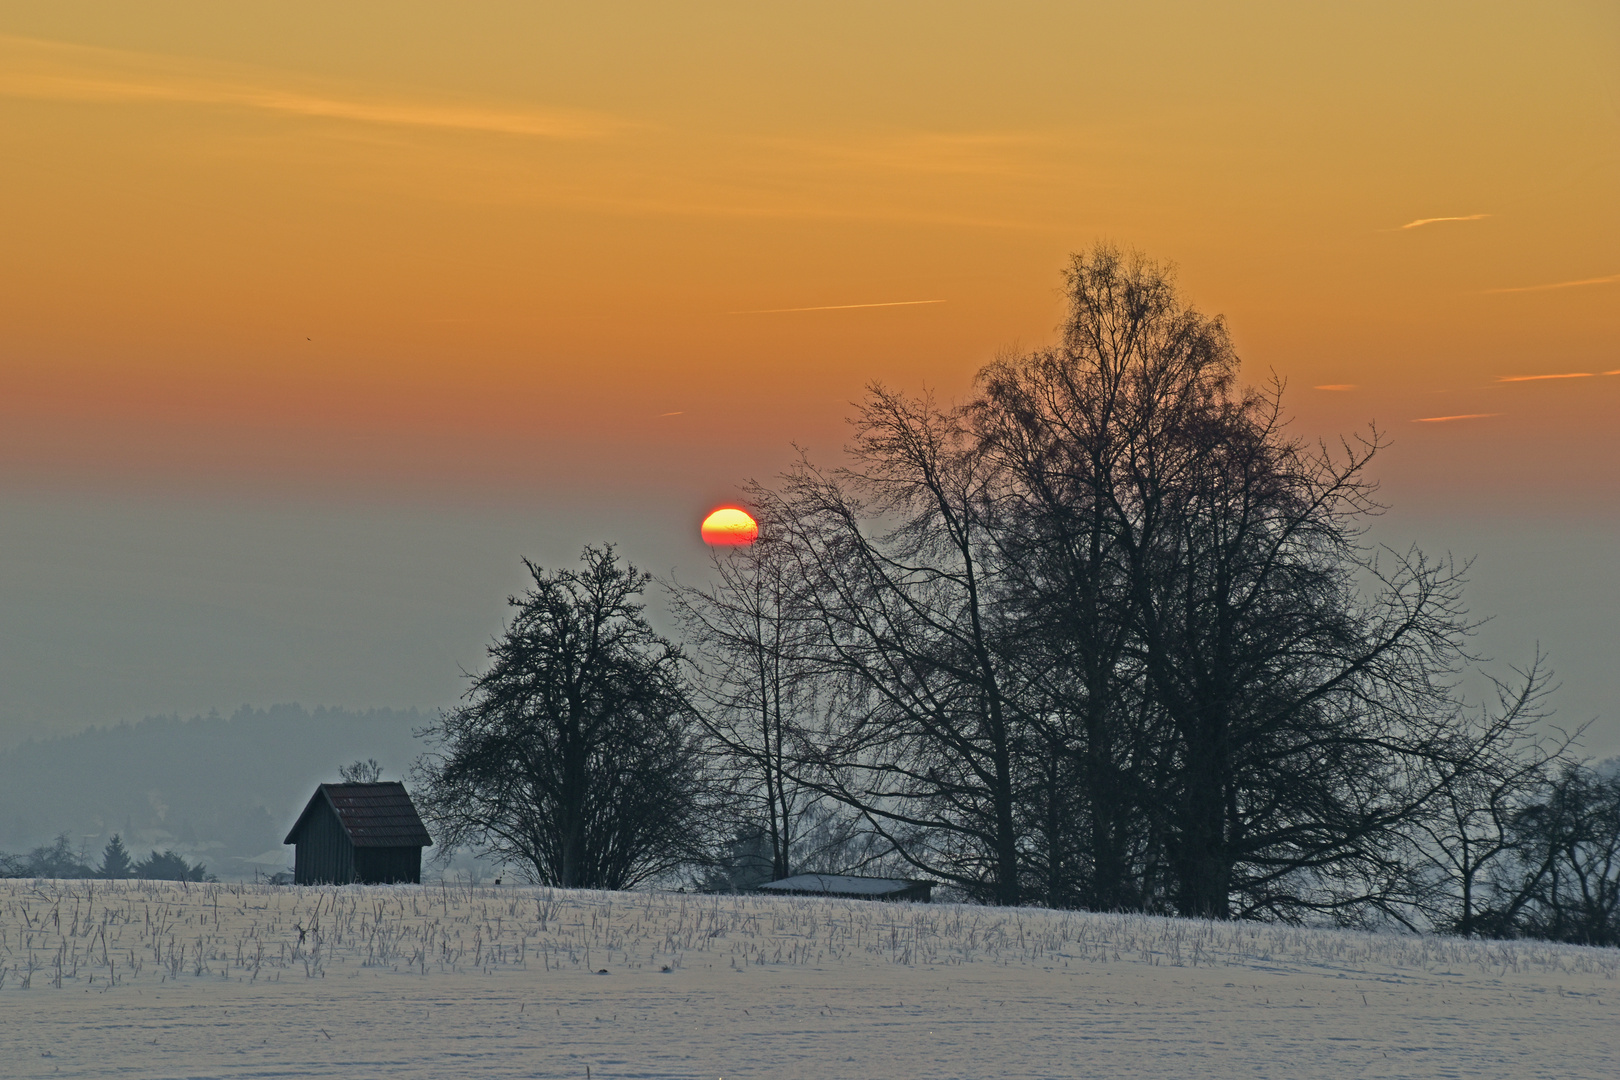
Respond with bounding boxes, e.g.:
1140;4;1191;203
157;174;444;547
756;873;934;903
283;782;432;885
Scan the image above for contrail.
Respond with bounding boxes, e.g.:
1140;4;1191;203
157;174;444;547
1411;413;1502;423
1401;214;1490;229
1313;384;1357;391
729;300;946;314
1496;372;1593;382
1486;273;1620;294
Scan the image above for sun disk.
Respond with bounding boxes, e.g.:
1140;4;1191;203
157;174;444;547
701;507;759;545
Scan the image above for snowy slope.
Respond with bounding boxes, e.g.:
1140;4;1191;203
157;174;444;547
2;879;1615;1079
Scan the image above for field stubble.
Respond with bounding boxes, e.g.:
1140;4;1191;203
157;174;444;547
1;878;1614;1078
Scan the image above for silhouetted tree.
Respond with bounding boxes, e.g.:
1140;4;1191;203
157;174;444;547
749;244;1559;921
134;848;208;881
971;244;1234;910
761;390;1031;906
99;833;134;879
1399;658;1574;936
1497;762;1620;946
668;529;829;882
414;545;704;889
340;758;384;783
17;834;94;878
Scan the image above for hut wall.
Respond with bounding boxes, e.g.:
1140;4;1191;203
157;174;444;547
353;845;423;885
293;800;356;885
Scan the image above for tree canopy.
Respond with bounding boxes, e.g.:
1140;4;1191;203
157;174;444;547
414;545;704;889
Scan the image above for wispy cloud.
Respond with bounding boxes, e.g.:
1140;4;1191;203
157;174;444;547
729;300;946;315
1412;413;1502;423
1313;384;1357;391
0;34;618;140
1495;372;1594;383
1485;273;1620;294
659;411;684;417
1401;214;1490;229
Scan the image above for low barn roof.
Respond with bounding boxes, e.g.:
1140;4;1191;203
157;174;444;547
756;874;932;901
283;782;433;848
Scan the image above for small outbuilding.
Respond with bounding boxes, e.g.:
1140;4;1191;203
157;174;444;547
756;873;934;903
283;782;432;885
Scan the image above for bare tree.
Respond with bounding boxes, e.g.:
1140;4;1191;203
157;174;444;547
1402;657;1573;935
763;390;1031;905
742;243;1564;923
1500;761;1620;945
667;531;825;883
340;759;384;783
970;245;1237;910
413;546;704;889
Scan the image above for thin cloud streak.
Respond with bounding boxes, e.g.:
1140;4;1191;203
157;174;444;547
1486;273;1620;294
0;34;617;140
729;300;946;315
1401;213;1490;229
1314;384;1357;391
1496;373;1593;383
1412;413;1502;423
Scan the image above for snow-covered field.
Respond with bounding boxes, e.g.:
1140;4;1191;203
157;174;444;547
2;879;1615;1079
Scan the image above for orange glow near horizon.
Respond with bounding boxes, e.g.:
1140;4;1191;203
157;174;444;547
700;508;759;546
0;4;1616;509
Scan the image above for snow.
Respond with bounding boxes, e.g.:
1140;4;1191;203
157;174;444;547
2;879;1615;1078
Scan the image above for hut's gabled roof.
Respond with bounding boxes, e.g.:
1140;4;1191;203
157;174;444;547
283;782;433;848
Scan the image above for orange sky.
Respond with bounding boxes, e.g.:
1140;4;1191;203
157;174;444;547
0;3;1618;753
1;1;1615;510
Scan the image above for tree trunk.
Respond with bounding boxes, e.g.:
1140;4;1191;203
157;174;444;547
1173;722;1233;918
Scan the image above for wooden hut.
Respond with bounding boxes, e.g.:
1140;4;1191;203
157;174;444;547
283;782;432;885
755;873;934;903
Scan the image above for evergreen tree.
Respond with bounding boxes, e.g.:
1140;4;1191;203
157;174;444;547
99;833;133;878
134;849;208;881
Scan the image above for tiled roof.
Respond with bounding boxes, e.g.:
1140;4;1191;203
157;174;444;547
284;782;432;848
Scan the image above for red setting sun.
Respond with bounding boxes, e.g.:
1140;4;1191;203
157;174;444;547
700;507;758;545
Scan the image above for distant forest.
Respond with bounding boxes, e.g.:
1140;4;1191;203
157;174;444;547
0;832;210;881
0;704;424;874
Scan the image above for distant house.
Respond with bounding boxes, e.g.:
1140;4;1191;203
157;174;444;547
756;874;934;903
283;782;432;885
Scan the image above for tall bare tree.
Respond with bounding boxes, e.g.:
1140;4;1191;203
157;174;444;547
745;244;1562;921
763;390;1031;905
973;246;1566;921
970;245;1237;910
668;531;823;882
